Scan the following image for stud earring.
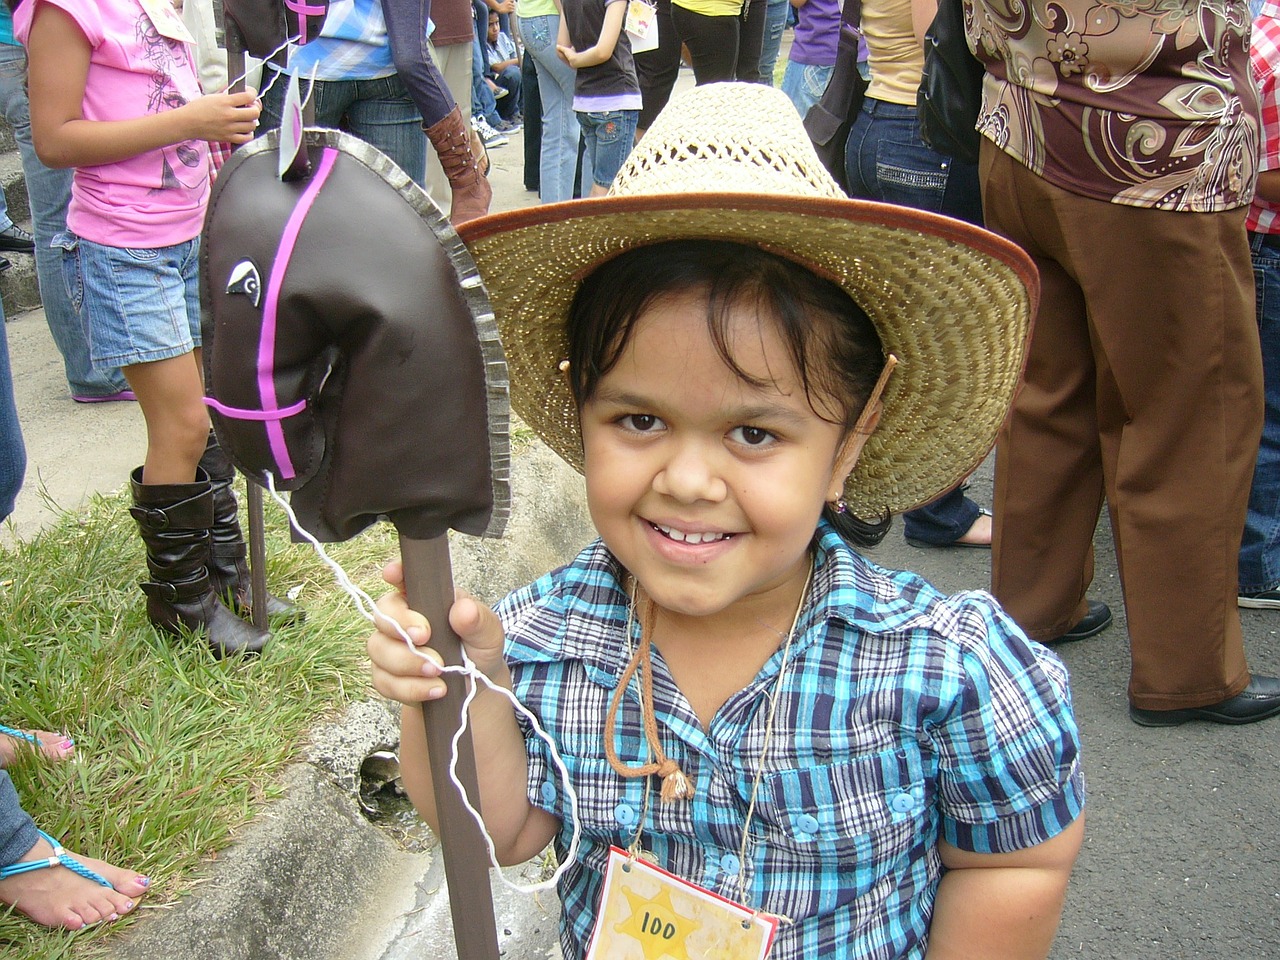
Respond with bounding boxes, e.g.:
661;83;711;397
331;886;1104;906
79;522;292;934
831;497;848;514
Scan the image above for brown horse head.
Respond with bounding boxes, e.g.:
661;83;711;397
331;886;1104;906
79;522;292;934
200;129;510;543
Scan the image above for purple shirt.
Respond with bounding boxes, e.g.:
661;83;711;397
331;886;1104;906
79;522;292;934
789;0;841;67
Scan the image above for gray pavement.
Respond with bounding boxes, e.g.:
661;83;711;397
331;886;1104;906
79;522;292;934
6;104;1280;959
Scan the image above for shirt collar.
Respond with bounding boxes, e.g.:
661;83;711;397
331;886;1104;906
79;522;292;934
551;521;934;687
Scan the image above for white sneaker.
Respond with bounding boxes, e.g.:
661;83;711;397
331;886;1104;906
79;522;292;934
473;115;509;147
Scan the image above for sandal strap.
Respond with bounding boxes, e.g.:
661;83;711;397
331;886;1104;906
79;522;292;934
0;724;41;747
0;830;113;889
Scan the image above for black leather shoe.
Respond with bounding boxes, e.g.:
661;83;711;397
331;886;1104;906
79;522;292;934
1129;675;1280;727
1046;600;1112;645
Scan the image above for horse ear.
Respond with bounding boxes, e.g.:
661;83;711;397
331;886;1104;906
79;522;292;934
201;130;510;544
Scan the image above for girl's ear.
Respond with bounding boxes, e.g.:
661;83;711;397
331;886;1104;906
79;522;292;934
826;400;882;502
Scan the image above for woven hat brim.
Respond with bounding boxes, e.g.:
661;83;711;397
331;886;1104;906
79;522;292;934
459;193;1038;517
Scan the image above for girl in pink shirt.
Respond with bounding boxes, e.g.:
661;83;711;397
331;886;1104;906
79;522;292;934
20;0;273;656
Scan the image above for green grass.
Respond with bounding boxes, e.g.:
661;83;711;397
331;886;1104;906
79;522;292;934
0;483;397;957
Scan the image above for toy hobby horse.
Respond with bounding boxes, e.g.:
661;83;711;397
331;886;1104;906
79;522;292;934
200;128;509;959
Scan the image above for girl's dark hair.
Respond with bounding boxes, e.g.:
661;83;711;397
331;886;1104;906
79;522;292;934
566;239;891;547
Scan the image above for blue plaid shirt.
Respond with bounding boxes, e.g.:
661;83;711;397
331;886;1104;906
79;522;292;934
284;0;394;81
500;521;1084;960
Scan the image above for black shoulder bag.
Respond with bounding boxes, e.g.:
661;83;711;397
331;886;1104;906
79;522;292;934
916;0;985;164
802;0;865;193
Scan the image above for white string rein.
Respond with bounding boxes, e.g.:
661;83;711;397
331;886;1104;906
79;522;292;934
225;34;318;113
264;473;582;893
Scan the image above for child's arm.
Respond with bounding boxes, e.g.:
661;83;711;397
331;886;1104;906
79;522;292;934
368;562;560;865
1258;170;1280;204
912;0;938;48
25;4;260;170
557;0;628;69
923;815;1084;959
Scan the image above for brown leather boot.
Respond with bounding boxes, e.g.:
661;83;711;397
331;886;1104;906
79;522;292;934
425;105;492;226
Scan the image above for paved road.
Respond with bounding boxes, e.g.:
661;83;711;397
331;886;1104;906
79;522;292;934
6;98;1279;959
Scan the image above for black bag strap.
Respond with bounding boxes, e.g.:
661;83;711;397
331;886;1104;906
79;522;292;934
803;0;865;146
829;0;865;113
839;0;864;56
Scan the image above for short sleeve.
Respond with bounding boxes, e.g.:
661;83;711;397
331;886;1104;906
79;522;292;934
932;598;1085;854
16;0;104;46
1255;19;1280;173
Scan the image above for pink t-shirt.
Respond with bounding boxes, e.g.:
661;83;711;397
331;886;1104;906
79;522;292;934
17;0;210;247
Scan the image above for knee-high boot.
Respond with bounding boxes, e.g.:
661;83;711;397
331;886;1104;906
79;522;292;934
198;430;304;625
425;104;492;226
129;467;269;657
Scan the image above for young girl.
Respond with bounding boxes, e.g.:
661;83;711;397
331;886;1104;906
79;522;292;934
368;83;1084;959
19;0;268;656
554;0;641;194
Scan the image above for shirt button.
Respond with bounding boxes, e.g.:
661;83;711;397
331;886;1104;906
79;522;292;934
795;814;820;834
720;854;741;876
891;792;917;813
614;802;637;826
540;781;557;804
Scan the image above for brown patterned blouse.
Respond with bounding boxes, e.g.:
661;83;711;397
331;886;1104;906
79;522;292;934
964;0;1260;211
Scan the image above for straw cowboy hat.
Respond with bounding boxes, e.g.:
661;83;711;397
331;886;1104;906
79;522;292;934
457;82;1038;517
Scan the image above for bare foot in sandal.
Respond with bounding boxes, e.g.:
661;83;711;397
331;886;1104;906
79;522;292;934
954;510;993;547
0;831;150;930
0;727;75;766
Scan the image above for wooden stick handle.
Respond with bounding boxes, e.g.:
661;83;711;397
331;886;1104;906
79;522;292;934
399;534;500;960
245;483;269;631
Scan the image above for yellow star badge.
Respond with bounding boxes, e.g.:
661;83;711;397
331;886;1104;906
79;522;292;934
615;886;702;960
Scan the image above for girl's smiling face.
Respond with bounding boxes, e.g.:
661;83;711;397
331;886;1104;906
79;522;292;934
579;289;872;626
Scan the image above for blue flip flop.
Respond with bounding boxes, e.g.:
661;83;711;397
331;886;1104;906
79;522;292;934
0;830;114;889
0;724;73;751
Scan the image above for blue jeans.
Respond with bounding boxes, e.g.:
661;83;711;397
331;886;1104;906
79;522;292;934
844;97;984;543
521;14;583;203
780;61;833;120
57;234;202;370
1242;229;1280;592
471;30;504;127
0;771;39;872
0;298;24;521
0;43;126;398
492;64;522;120
579;109;638;188
758;0;789;84
844;97;982;225
260;66;427;186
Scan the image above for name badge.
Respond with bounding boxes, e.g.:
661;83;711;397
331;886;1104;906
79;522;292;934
586;846;778;959
625;0;659;53
138;0;197;45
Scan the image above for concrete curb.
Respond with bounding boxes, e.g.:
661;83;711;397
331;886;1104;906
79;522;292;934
100;440;593;960
107;758;430;960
